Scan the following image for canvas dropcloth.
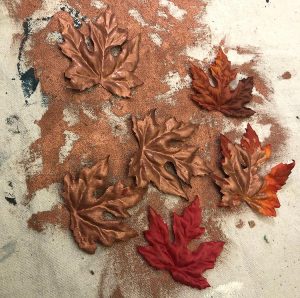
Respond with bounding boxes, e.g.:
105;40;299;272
0;1;300;297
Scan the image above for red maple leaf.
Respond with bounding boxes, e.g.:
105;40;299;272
138;197;224;290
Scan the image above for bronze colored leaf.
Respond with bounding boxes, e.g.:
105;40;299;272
214;124;295;216
63;157;144;253
59;7;142;97
129;110;209;199
190;48;255;117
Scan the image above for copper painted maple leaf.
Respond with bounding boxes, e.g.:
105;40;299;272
63;157;144;253
138;197;224;290
59;8;142;97
190;48;255;117
129;110;209;199
214;124;295;216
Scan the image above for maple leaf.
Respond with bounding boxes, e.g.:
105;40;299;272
129;110;209;199
190;48;255;117
214;124;295;216
138;197;224;290
59;7;142;97
62;157;144;253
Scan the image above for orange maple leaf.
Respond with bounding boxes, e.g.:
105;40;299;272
190;48;255;117
214;124;295;216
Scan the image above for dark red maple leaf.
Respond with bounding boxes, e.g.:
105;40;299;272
138;197;224;290
190;48;255;117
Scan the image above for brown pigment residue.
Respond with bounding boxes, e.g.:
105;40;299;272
28;204;70;232
248;220;256;228
281;71;292;80
235;219;244;229
3;0;42;21
258;115;288;156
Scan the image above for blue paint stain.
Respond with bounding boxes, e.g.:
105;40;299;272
20;68;39;99
0;241;16;263
17;19;39;99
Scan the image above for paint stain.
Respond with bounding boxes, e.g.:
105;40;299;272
5;196;17;206
235;219;244;229
41;93;50;107
281;71;292;80
0;241;16;263
17;19;39;99
248;220;256;228
6;115;21;134
20;68;39;98
60;5;84;28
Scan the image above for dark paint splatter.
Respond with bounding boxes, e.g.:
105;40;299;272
6;115;19;125
5;196;17;206
5;182;16;205
248;220;256;228
6;115;20;134
60;6;83;28
20;68;39;98
17;19;39;99
90;270;95;275
41;93;50;107
235;219;244;229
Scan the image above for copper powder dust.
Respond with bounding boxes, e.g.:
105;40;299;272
27;204;70;232
3;0;43;21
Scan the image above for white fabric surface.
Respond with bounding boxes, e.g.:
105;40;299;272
0;1;299;297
